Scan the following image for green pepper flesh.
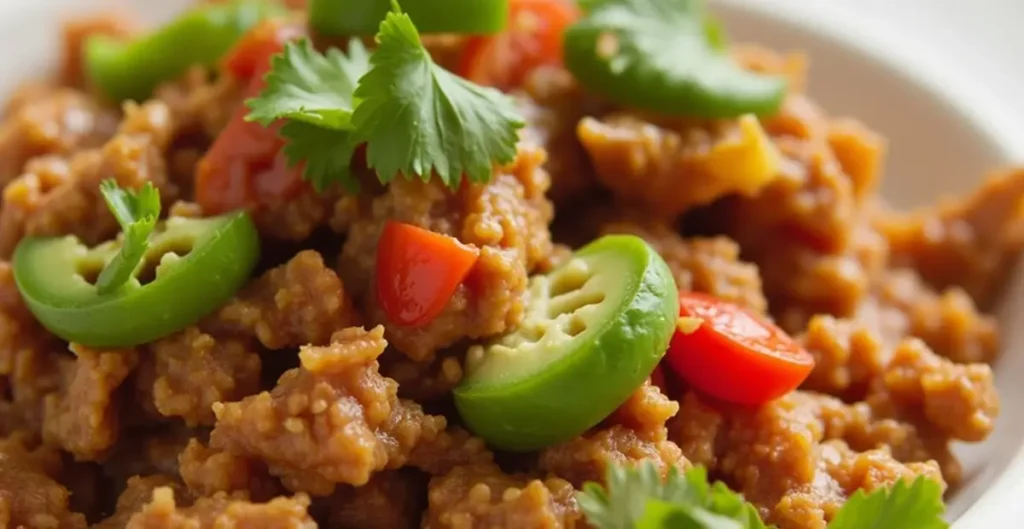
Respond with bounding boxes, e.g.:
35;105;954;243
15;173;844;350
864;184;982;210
563;0;786;118
309;0;509;37
13;211;259;348
454;235;679;451
85;0;287;102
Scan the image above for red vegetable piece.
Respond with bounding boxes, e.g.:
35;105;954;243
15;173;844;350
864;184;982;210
197;20;307;215
664;292;814;405
457;0;579;91
223;18;304;80
376;221;480;327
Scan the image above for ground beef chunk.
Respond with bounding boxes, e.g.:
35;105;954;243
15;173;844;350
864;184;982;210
701;93;887;328
210;250;361;349
513;67;598;203
0;436;85;529
208;326;449;495
381;351;464;404
798;314;886;399
178;439;281;501
126;488;315;529
42;345;137;461
101;426;194;486
0;262;65;438
0;89;120;186
154;67;243;142
578;112;782;219
251;186;339;242
875;169;1024;308
136;327;261;426
0;100;177;257
540;380;688;488
668;391;944;528
770;440;942;529
796;315;998;477
424;464;583;529
325;470;427;529
870;269;999;364
869;338;998;444
607;378;680;434
600;218;768;313
340;145;553;360
92;475;186;529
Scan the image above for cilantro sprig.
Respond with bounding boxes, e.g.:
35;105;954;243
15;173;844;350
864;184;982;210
246;38;371;129
578;462;765;529
579;461;948;529
245;0;524;192
829;477;948;529
96;180;161;294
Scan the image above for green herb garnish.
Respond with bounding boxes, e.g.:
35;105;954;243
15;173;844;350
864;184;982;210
96;180;161;294
579;461;948;529
563;0;786;118
829;477;948;529
577;462;766;529
245;0;524;192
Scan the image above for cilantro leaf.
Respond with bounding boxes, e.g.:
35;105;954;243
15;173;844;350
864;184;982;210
827;477;948;529
279;121;359;192
577;462;767;529
563;0;785;118
636;499;746;529
349;5;524;187
245;38;371;129
96;180;160;294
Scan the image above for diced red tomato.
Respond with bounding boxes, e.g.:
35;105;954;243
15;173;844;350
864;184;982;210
376;221;480;327
196;20;307;215
223;19;305;80
664;292;815;405
457;0;579;91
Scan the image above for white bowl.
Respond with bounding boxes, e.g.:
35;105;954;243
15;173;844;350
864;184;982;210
1;0;1022;525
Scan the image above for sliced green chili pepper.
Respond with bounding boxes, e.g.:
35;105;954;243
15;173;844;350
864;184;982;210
84;0;287;102
563;0;786;118
453;235;678;451
13;212;259;348
309;0;509;37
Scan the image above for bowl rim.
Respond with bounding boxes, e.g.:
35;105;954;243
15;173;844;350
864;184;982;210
713;0;1024;525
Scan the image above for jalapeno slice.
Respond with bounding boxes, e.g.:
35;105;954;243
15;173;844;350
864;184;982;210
309;0;509;37
12;212;259;348
453;235;678;451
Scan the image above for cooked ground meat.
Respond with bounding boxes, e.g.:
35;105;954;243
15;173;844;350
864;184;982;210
424;464;583;529
42;344;137;460
339;145;553;361
0;6;1016;529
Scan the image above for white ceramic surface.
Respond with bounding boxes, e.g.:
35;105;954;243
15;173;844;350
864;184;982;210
1;0;1023;526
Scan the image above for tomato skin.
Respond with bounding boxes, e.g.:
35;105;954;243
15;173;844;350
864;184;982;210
197;20;307;215
223;19;304;80
458;0;579;90
376;221;481;327
664;292;814;405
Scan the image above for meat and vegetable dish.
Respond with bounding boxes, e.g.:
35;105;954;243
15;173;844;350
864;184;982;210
0;0;1019;527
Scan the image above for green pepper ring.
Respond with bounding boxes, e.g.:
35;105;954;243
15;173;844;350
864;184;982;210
309;0;509;37
12;211;259;349
454;235;679;451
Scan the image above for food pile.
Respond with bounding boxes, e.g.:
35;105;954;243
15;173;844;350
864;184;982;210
0;0;1019;527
